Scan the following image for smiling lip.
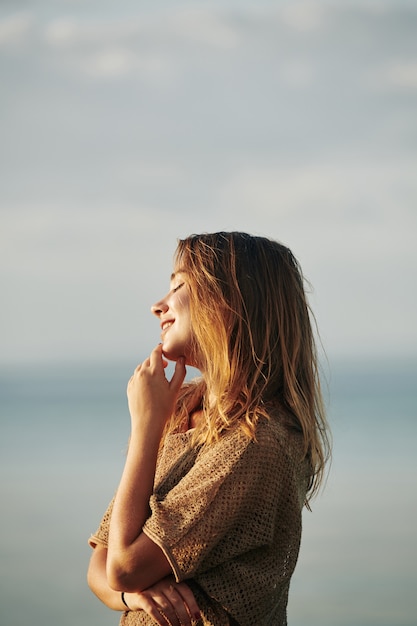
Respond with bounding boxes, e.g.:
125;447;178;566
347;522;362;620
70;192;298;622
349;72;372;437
161;320;174;332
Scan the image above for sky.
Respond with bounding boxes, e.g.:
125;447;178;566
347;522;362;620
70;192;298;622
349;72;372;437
1;0;417;365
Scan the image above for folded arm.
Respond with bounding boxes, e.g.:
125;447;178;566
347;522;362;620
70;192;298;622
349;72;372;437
88;544;201;626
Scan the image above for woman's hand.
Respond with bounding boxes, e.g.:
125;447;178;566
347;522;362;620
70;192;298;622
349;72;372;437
124;576;201;626
127;344;186;434
88;546;200;624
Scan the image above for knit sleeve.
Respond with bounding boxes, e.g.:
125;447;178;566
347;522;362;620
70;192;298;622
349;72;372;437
142;420;295;583
88;496;115;549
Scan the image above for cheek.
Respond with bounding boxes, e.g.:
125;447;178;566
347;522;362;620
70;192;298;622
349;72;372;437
177;291;190;308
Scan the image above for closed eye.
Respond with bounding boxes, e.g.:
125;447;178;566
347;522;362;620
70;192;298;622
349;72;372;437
172;282;184;293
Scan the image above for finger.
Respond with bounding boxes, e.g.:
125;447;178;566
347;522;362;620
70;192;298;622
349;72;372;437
174;583;201;623
149;344;166;372
126;374;134;394
160;587;190;626
138;597;172;626
169;357;186;393
146;594;181;626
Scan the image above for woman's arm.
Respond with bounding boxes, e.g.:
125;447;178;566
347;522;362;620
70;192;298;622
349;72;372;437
106;345;186;592
88;545;201;626
88;545;126;611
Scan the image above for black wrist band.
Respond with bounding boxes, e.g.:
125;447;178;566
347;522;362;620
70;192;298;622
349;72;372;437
121;592;130;610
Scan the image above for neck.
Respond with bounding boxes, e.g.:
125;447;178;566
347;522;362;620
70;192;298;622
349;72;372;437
188;408;203;430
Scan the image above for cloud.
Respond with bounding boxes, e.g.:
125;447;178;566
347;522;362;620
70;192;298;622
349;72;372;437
44;9;240;50
1;1;417;361
43;17;172;80
44;17;140;47
0;12;33;45
215;159;417;234
167;7;240;49
280;1;325;31
41;8;240;80
43;17;78;46
82;47;171;79
371;60;417;89
1;203;175;279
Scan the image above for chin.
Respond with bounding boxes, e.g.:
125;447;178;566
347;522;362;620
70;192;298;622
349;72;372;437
162;344;195;366
161;346;183;362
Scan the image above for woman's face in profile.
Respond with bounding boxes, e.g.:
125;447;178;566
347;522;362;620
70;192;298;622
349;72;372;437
151;270;196;366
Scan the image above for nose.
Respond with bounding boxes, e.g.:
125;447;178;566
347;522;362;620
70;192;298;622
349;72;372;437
151;298;169;317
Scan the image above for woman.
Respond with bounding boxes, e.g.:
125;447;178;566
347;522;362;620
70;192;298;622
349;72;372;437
87;232;331;626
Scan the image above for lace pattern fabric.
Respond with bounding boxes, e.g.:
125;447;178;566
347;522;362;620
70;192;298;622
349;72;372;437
89;413;308;626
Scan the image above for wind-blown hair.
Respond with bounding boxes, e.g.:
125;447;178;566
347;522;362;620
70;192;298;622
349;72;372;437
170;231;330;503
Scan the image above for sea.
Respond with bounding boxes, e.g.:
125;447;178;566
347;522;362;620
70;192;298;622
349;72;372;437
0;356;416;626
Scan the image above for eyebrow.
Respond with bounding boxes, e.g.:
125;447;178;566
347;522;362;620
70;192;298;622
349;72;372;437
170;268;187;281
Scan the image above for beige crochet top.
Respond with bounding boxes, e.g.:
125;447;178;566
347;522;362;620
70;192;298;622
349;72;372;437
89;413;309;626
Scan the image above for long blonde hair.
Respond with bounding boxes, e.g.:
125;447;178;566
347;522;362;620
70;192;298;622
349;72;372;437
170;232;330;502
